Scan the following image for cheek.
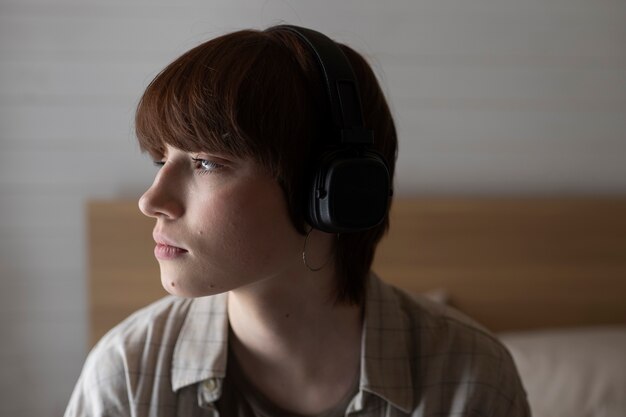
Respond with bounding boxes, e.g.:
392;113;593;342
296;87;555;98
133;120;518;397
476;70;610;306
231;187;301;261
191;182;302;275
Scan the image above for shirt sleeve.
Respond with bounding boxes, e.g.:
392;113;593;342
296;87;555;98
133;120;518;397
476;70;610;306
510;392;532;417
64;341;131;417
486;348;532;417
488;387;531;417
410;301;532;416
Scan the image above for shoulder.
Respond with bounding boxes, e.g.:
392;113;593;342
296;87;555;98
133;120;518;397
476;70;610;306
372;276;505;355
94;295;194;356
64;296;196;417
393;284;499;353
377;279;530;416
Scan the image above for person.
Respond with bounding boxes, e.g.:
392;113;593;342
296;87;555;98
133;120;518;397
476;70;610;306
64;25;530;416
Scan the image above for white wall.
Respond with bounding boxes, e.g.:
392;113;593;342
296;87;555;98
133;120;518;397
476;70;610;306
1;0;625;415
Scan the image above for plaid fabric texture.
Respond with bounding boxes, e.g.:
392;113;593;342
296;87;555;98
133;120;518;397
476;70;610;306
65;274;530;416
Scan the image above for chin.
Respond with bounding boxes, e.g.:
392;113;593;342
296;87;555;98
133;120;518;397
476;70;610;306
157;267;192;297
159;274;185;297
157;263;195;297
159;271;227;298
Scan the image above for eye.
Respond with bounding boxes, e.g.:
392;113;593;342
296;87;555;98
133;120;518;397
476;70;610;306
191;157;223;173
153;160;165;168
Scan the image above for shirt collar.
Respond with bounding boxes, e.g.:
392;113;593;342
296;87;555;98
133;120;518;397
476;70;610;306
171;292;229;392
358;273;414;413
170;274;415;413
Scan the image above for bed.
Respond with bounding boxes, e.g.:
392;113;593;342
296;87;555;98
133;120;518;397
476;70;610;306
88;197;626;417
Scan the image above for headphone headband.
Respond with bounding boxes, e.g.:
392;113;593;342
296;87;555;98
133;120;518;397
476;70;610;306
270;25;391;233
274;25;374;146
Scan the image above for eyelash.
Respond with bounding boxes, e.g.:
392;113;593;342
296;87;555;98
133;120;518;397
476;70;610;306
152;158;223;175
191;158;224;174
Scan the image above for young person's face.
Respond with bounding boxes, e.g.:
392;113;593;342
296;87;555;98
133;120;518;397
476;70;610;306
138;145;304;297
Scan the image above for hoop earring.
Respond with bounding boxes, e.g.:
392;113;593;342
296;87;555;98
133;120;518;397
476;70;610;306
302;228;337;272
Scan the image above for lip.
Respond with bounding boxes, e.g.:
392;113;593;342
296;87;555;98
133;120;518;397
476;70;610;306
153;232;188;260
154;243;188;260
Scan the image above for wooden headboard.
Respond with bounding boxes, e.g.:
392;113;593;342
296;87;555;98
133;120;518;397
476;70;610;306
88;197;626;346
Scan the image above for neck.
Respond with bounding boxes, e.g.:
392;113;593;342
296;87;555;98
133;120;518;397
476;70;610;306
227;257;363;414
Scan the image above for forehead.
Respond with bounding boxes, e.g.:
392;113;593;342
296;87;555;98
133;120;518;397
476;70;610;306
140;132;242;159
160;143;232;158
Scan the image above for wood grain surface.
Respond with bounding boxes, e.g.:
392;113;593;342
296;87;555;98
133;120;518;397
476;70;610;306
88;197;626;346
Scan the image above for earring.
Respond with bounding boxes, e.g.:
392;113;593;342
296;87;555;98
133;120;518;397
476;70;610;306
302;228;337;272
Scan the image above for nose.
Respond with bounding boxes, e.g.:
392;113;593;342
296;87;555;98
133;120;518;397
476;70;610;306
138;166;185;220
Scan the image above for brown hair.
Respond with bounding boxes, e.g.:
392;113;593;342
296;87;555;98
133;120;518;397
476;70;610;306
135;26;397;305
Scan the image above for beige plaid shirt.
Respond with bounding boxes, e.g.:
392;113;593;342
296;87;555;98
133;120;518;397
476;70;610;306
65;274;530;416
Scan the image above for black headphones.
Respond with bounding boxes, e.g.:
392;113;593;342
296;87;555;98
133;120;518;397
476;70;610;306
274;25;392;233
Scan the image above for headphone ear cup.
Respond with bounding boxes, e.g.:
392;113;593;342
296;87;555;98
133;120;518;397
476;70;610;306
307;150;390;233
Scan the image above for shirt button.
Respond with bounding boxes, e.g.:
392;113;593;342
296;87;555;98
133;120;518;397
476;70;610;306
202;378;218;393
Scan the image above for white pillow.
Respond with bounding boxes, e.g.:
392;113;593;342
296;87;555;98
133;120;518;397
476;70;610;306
419;288;449;304
499;326;626;417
